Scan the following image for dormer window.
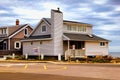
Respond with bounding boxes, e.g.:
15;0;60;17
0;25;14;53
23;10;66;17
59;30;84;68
2;29;7;34
24;28;28;36
42;26;46;32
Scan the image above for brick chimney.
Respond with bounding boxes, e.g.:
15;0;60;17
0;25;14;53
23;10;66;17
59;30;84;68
16;19;19;25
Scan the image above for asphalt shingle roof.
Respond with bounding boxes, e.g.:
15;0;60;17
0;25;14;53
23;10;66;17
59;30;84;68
43;18;92;25
63;33;109;41
25;34;51;40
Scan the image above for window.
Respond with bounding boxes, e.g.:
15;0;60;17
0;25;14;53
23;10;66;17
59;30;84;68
42;26;46;32
24;28;28;35
2;29;7;34
100;42;105;47
14;41;21;49
67;25;71;31
67;25;86;32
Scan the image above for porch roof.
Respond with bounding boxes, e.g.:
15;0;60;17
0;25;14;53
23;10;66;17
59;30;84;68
22;34;52;41
0;37;5;42
63;33;109;42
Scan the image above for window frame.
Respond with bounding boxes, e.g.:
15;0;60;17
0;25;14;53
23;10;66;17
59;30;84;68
41;26;47;32
2;29;7;34
14;41;21;49
100;42;106;47
24;28;28;36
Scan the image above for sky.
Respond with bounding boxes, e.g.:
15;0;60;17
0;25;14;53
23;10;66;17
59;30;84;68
0;0;120;52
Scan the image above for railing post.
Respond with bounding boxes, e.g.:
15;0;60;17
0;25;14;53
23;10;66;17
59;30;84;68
25;54;28;60
12;53;15;59
41;54;44;60
58;54;61;61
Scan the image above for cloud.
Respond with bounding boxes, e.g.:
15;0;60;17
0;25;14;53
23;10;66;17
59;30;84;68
109;46;120;52
93;0;108;4
94;24;120;31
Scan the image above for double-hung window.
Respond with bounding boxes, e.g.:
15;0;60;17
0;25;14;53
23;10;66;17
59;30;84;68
42;26;46;32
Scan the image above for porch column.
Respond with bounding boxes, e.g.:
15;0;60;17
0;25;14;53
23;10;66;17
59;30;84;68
65;40;70;60
68;40;70;51
8;38;10;50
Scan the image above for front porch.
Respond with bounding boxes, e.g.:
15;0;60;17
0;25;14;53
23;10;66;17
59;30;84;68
63;41;86;60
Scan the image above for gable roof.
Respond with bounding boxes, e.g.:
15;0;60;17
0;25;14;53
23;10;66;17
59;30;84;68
22;34;52;41
63;33;109;42
43;18;92;26
0;24;33;39
8;24;27;37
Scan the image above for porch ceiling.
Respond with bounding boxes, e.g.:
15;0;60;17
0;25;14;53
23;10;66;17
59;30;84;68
63;33;109;42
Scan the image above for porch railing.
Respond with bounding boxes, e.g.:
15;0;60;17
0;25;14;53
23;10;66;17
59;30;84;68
65;49;85;60
0;50;22;56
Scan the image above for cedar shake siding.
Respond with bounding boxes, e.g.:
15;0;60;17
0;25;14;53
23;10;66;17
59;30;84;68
23;40;53;56
31;20;51;36
22;8;110;57
0;23;33;55
85;41;109;56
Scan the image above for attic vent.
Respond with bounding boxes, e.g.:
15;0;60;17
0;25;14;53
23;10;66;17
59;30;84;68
88;34;93;38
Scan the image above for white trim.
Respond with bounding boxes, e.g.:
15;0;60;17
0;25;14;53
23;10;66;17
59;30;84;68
100;42;106;47
8;24;29;38
8;38;10;50
21;38;52;42
7;27;9;36
14;41;21;49
63;35;70;40
24;28;28;36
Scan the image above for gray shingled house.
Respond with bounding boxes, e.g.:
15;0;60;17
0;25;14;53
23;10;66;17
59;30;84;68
22;8;109;59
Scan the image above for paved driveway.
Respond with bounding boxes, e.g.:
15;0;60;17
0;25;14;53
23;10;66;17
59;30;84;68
0;63;120;80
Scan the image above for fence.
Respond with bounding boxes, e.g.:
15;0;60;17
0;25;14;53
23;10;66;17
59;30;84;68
0;50;22;56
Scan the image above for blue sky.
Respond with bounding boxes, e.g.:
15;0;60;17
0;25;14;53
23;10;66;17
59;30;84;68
0;0;120;52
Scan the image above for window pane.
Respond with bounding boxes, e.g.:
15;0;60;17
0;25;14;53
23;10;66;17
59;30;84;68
100;42;105;46
42;26;46;32
25;28;28;35
16;43;19;47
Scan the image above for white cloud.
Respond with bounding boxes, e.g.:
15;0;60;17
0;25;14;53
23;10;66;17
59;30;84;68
93;0;108;4
109;46;120;52
0;10;8;14
114;6;120;11
11;7;50;19
94;24;120;31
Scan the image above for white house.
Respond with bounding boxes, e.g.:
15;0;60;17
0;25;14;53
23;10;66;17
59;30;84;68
22;8;110;59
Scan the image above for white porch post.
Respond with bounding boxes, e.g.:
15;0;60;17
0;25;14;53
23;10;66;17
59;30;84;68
65;40;70;60
68;40;70;51
8;38;10;50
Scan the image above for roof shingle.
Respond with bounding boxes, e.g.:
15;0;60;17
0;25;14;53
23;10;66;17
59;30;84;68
63;33;109;41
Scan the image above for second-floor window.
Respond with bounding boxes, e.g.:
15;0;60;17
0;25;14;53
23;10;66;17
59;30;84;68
24;28;28;35
42;26;46;32
2;29;7;34
67;25;86;32
78;26;86;32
